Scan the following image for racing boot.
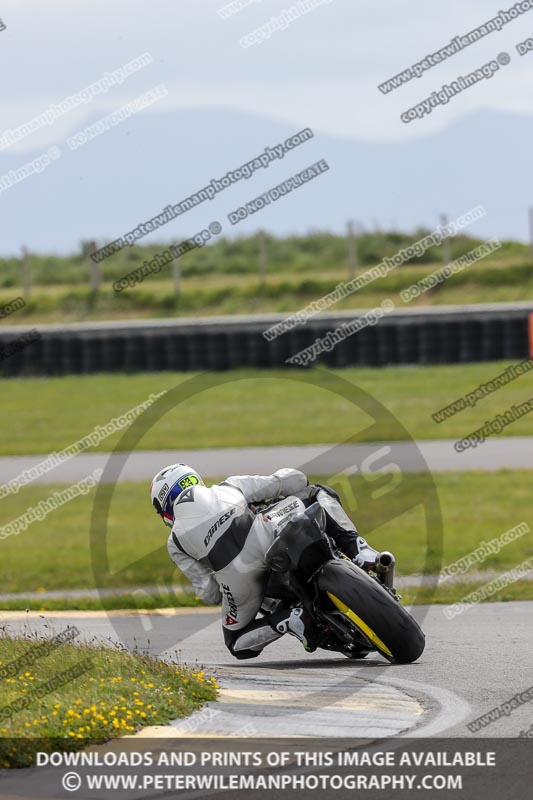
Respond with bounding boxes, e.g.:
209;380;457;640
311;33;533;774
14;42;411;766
270;606;320;653
352;534;380;573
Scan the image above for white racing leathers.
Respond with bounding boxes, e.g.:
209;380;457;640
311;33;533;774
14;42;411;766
167;468;372;659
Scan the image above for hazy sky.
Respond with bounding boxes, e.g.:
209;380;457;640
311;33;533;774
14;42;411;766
2;0;533;151
1;0;532;252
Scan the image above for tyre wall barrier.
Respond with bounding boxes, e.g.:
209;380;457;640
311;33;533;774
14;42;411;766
0;306;531;376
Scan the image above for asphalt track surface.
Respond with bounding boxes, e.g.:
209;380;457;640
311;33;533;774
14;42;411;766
1;437;532;485
1;602;531;740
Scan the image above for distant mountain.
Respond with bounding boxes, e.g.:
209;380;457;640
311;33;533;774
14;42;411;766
0;108;531;254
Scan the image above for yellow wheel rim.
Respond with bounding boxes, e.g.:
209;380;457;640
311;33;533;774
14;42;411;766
327;592;393;658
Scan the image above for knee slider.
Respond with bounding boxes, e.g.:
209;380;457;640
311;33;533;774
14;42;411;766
224;628;261;660
229;644;261;660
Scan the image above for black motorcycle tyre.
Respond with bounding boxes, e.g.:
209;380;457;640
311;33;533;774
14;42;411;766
316;559;425;664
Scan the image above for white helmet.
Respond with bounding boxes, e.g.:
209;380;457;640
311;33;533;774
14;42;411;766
150;463;204;527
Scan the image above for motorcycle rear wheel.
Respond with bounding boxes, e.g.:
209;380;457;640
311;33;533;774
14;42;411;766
317;559;425;664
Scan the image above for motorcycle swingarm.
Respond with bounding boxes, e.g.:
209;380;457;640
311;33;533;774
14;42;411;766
315;607;372;651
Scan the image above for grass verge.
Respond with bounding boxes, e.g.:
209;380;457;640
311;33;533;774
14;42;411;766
1;363;533;455
0;593;204;612
400;579;533;606
1;580;532;612
0;632;218;768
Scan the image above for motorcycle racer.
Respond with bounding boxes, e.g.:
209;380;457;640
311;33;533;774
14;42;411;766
150;463;379;660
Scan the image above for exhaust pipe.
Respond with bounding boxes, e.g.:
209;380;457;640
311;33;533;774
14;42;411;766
376;551;395;589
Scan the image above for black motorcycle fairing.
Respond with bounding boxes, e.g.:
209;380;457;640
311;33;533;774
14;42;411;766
265;503;335;581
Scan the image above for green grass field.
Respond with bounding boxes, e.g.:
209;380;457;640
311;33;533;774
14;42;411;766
0;229;531;325
0;253;531;323
0;634;217;767
1;363;532;456
1;231;527;287
0;472;530;595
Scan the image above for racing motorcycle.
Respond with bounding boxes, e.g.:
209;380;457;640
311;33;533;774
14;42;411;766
262;502;425;664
